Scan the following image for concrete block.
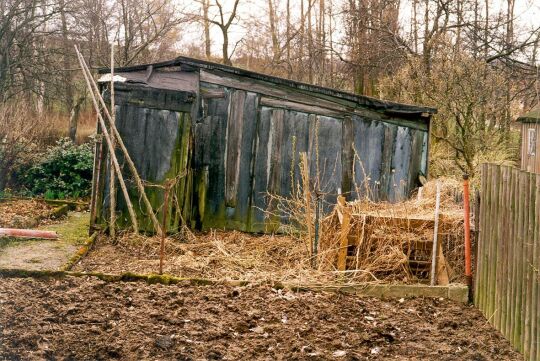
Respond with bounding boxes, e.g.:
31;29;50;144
447;283;469;303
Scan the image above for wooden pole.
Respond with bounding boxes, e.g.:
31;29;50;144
75;46;162;236
75;47;139;234
337;195;350;271
300;153;314;265
430;181;441;286
109;43;117;240
89;123;103;233
159;181;172;275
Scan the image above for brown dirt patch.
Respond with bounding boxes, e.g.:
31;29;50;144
0;276;519;360
0;199;57;228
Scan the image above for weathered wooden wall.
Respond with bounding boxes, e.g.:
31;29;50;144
191;79;428;232
475;164;540;360
95;71;430;234
98;85;194;233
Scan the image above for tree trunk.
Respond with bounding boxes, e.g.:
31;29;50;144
286;0;291;77
268;0;280;62
59;0;77;141
299;0;305;80
221;27;231;65
307;0;313;83
68;97;85;142
203;0;211;59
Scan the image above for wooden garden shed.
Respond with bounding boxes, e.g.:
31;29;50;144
90;56;436;234
518;105;540;173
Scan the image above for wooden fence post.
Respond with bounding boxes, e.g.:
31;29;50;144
337;195;350;271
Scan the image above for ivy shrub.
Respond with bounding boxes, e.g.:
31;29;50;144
18;138;94;199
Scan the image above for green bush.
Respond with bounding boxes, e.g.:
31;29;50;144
18;138;94;199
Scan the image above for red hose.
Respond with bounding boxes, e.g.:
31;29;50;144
0;228;58;239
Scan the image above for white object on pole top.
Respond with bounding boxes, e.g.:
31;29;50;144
97;74;127;83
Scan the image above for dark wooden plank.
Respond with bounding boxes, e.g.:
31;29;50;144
224;90;246;208
389;126;412;202
341;116;354;199
351;116;385;201
510;168;524;347
407;129;425;192
266;108;285;231
112;83;194;112
170;112;192;230
105;69;199;93
229;91;258;230
508;167;520;344
312;115;342;208
249;106;274;232
481;164;493;314
260;96;344;118
280;110;309;202
379;123;398;201
487;165;500;321
199;89;231;230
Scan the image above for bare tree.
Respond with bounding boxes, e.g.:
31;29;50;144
115;0;187;66
202;0;212;59
196;0;241;66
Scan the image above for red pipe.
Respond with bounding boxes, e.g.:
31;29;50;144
0;228;58;239
463;174;472;286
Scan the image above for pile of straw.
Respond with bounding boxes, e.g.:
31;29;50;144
107;178;469;285
111;229;362;285
318;178;468;282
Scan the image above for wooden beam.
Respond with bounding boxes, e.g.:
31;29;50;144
337;195;350;271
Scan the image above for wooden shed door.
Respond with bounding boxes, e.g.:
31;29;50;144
111;105;192;233
193;88;258;231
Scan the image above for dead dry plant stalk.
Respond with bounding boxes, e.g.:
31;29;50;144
159;180;173;274
300;153;314;260
109;43;117;239
75;45;162;236
75;46;139;234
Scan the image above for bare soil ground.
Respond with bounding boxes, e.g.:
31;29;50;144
0;276;520;361
0;212;89;270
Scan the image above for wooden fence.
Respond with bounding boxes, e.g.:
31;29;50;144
475;164;540;360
